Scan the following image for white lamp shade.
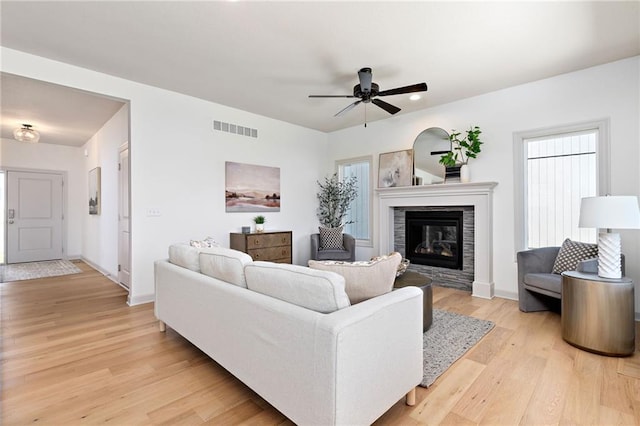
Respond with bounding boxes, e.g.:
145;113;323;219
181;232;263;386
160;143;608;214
579;196;640;229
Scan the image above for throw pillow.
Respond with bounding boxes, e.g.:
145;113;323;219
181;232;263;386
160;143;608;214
319;225;344;250
308;252;402;303
552;238;598;274
190;237;219;248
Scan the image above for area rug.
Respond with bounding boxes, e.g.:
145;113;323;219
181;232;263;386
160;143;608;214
0;260;82;282
421;309;495;387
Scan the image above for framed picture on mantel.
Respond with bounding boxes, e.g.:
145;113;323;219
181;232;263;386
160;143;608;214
378;149;413;188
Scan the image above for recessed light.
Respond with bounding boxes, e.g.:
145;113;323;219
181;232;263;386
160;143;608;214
409;94;421;101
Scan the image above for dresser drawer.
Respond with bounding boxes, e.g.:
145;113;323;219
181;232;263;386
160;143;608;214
246;232;291;248
247;246;292;262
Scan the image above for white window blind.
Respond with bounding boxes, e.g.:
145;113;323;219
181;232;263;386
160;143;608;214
339;159;371;241
525;130;597;248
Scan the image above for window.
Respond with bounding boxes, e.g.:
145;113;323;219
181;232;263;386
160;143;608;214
514;120;609;251
337;156;372;245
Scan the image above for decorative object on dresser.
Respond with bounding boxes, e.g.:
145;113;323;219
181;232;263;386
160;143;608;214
378;149;413;187
439;126;483;183
253;215;265;233
578;195;640;279
230;230;292;263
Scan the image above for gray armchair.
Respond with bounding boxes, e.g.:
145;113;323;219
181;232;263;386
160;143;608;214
517;247;624;312
310;233;356;262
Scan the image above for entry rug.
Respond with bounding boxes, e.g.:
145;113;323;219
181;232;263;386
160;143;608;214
421;309;495;387
0;260;82;282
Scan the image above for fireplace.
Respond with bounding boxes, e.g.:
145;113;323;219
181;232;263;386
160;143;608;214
405;211;463;270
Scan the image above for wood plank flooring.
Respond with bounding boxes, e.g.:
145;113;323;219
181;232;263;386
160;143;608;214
3;261;640;425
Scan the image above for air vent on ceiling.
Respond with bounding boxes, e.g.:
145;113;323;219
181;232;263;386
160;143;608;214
213;120;258;138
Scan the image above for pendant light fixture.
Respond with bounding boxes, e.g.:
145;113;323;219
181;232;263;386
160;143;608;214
13;124;40;143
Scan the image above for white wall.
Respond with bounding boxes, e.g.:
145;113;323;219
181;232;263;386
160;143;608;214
0;47;329;305
82;104;129;278
327;57;640;309
0;138;85;257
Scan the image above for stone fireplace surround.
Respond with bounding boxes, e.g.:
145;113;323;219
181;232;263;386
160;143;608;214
376;182;497;299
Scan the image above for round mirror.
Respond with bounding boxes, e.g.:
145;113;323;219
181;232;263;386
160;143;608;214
413;127;450;184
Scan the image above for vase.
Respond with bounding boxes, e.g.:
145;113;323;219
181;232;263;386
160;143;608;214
460;164;470;183
255;223;264;233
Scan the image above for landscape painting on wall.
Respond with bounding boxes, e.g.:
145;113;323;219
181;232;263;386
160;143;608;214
225;162;281;212
378;149;413;188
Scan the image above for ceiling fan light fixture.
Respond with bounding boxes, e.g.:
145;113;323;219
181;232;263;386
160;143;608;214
13;124;40;143
409;94;421;101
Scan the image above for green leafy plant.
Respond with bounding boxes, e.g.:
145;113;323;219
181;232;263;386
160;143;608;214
439;126;483;167
253;215;265;224
316;173;358;228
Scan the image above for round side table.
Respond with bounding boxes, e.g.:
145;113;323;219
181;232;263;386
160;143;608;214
394;271;433;331
561;271;635;356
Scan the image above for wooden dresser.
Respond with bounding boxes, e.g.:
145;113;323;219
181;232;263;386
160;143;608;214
230;231;292;263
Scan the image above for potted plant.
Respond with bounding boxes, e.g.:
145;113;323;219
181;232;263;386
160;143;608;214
253;215;266;233
439;126;483;183
316;173;358;229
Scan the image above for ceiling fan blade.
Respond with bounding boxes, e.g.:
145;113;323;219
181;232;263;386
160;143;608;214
358;67;372;93
334;100;362;117
309;95;356;98
372;98;401;115
377;82;428;97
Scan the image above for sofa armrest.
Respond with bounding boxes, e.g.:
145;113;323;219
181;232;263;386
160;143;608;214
343;233;356;261
517;246;560;276
310;233;320;260
316;287;423;425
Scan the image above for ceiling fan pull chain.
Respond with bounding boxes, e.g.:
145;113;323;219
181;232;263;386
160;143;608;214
364;104;367;128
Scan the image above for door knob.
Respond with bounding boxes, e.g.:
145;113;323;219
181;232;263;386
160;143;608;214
8;220;14;224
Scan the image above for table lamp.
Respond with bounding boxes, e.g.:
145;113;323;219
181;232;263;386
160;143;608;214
579;195;640;279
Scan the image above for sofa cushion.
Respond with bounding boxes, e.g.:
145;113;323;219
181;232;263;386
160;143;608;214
168;238;222;272
552;238;598;274
319;225;344;250
524;272;562;295
199;247;253;288
308;252;402;304
244;262;350;313
168;243;205;272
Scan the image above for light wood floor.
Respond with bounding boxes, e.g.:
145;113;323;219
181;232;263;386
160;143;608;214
3;261;640;425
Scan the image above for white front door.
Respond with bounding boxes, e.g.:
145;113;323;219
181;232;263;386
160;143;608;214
6;171;64;263
118;145;131;289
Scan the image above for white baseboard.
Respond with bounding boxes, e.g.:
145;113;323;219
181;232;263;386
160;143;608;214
472;281;494;299
494;289;518;301
128;293;154;306
80;257;122;287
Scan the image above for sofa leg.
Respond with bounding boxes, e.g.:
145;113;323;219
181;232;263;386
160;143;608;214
159;320;166;332
405;388;416;406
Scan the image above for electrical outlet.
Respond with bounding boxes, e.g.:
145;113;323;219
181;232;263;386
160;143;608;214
146;208;161;217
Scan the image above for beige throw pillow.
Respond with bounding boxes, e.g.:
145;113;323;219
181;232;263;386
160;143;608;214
308;252;402;304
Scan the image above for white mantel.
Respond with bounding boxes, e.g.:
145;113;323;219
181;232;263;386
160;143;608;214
376;182;498;299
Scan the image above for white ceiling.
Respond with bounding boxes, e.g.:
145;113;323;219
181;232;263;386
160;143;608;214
0;73;126;146
1;1;638;140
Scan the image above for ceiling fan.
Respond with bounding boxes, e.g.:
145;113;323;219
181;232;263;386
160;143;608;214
309;67;428;120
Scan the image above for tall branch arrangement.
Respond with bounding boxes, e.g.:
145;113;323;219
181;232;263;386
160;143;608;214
316;173;358;228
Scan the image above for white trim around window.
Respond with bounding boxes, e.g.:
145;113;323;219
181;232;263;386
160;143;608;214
336;156;373;247
513;118;610;256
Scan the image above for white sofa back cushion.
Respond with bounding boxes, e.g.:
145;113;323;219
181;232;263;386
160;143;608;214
308;252;402;304
199;247;253;288
245;261;351;313
168;243;211;272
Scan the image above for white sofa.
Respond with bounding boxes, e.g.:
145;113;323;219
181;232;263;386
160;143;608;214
155;245;423;425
